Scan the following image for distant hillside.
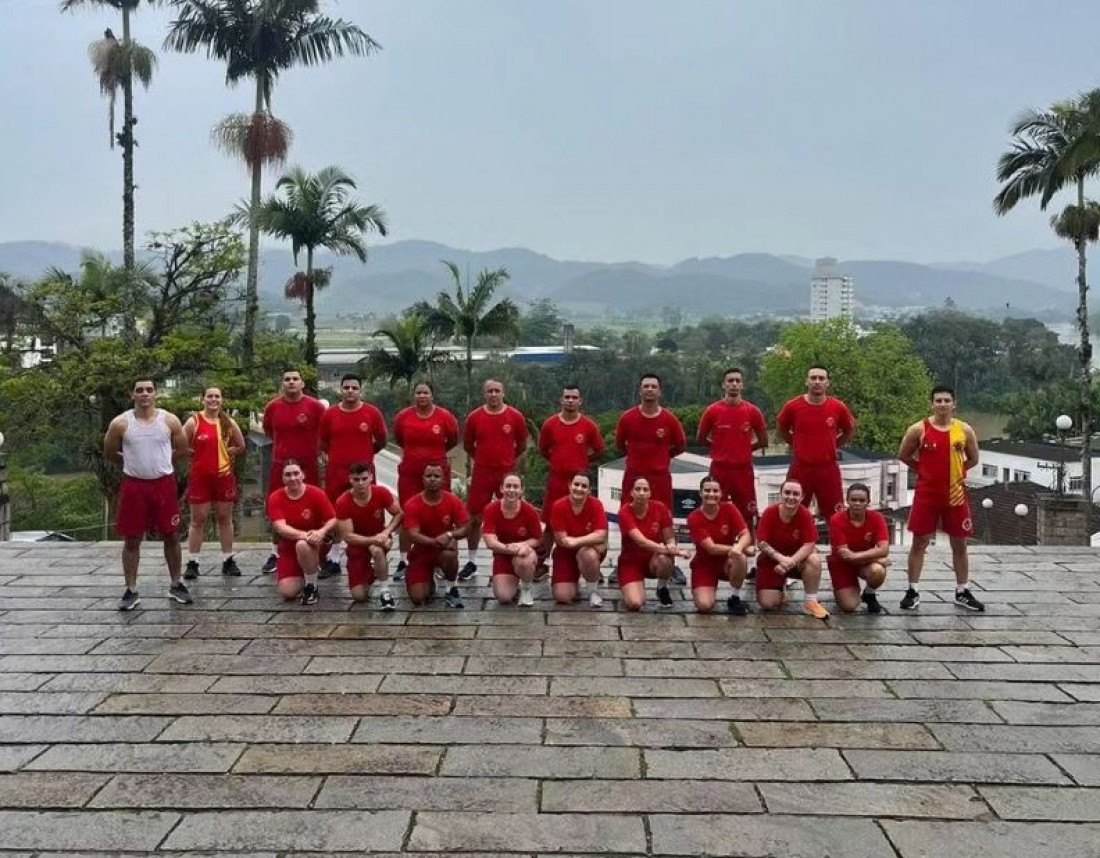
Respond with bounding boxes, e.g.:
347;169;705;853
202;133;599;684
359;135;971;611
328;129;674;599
0;239;1076;319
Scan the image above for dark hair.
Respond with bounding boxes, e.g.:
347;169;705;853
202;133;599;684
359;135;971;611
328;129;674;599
413;380;435;394
639;372;662;386
723;367;744;379
571;472;591;485
700;475;722;491
808;365;830;378
780;478;803;493
931;385;956;400
281;368;302;378
562;383;581;393
201;387;237;441
847;482;871;500
349;462;375;478
282;458;302;473
341;373;362;385
422;462;444;474
133;378;157;390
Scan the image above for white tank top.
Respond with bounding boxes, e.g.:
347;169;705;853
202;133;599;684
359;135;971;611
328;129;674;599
122;409;175;479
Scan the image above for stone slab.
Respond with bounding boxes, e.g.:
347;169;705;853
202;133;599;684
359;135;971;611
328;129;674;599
843;750;1071;784
209;675;384;695
649;813;892;858
0;692;108;715
810;697;1001;723
407;811;646;854
40;673;215;693
990;701;1100;725
736;721;938;749
979;786;1100;821
1051;754;1100;786
352;716;541;745
886;680;1074;701
645;748;852;780
378;675;548;695
451;695;631;718
26;743;244;773
274;693;453;716
551;677;720;697
930;723;1100;753
0;714;172;743
440;745;640;778
161;810;410;851
545;717;736;747
463;656;623;676
541;779;763;813
157;715;358;743
314;775;538;811
0;772;107;807
882;820;1100;858
0;810;180;850
719;678;893;698
144;654;310;675
631;697;817;721
90;773;320;809
94;693;275;715
233;744;440;775
759;782;987;818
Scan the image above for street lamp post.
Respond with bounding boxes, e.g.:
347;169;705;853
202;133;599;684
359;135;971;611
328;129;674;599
1055;414;1073;495
1014;502;1029;546
981;497;993;544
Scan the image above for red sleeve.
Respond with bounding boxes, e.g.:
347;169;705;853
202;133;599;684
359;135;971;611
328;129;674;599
872;511;889;544
838;401;856;433
513;409;529;456
334;493;352;520
776;400;794;434
482;502;501;535
319;408;333;451
261;400;275;436
463;411;478;457
687;510;707;545
450;494;470;526
697;406;715;444
393;410;406;447
524;502;543;539
800;507;819;544
371;407;388;451
658;502;674;530
618;504;637;534
402;497;422;531
756;507;774;542
615;411;629;453
828;511;847;549
314;487;336;521
549;498;568;533
538;418;554;459
266;491;285;521
668;413;687;452
726;503;747;535
589;420;606;456
375;485;396;513
591;499;609;531
312;397;327;422
752;406;767;437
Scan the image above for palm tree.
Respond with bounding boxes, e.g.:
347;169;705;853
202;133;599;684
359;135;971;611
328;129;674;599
418;262;520;412
995;89;1100;509
62;0;157;278
246;165;387;368
165;0;380;372
360;314;452;392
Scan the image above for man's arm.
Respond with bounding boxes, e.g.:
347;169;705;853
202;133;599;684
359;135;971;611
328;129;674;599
462;414;477;459
897;422;922;471
776;402;794;445
668;414;687;458
752;409;769;453
371;408;388;454
836;404;856;448
614;413;628;455
962;422;980;474
167;413;188;464
103;416;126;464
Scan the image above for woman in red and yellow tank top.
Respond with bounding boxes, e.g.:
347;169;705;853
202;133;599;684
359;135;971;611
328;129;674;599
183;388;247;579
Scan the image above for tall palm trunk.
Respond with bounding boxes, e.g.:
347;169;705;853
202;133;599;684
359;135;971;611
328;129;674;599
241;80;264;373
121;7;135;274
465;337;474;414
304;246;317;369
1077;176;1093;526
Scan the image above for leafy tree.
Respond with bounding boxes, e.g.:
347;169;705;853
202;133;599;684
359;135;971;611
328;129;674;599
165;0;380;372
416;262;520;412
1001;378;1100;440
995;88;1100;501
62;0;157;276
517;298;564;345
360;313;451;392
247;165;387;368
760;318;932;453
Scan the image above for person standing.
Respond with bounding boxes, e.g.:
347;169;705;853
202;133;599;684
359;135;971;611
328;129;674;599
103;378;191;610
392;381;460;578
776;366;856;518
697;367;768;528
461;379;529;580
401;463;469;608
828;483;890;614
755;480;829;619
615;373;686;511
334;462;402;609
260;368;326;574
686;475;752;615
182;387;246;580
537;384;605;561
319;373;387;576
897;386;984;612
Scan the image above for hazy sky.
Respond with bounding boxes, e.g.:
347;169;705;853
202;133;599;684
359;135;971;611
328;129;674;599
3;0;1099;264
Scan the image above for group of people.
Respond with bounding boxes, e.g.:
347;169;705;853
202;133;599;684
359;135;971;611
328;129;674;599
105;364;986;616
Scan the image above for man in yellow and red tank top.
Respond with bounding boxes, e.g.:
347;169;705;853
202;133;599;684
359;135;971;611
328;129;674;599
898;386;984;612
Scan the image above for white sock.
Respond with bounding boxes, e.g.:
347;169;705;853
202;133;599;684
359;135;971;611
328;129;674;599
956;583;968;594
188;553;199;563
730;587;742;598
466;548;477;563
222;552;234;563
805;590;819;601
306;572;318;588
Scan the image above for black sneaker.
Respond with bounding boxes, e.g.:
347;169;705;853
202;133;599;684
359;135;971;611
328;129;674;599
393;559;407;582
300;583;319;605
457;560;478;582
861;590;883;614
444;586;465;609
183;560;200;580
727;594;749;616
746;566;757;582
261;553;277;574
318;559;341;580
221;557;241;577
955;588;986;612
378;589;396;612
168;581;193;605
118;589;141;611
900;587;921;611
656;585;674;608
670;566;687;586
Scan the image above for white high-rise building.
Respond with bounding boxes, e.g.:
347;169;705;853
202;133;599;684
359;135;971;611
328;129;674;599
810;257;854;321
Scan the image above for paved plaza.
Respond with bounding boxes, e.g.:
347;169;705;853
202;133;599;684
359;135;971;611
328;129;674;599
0;541;1099;856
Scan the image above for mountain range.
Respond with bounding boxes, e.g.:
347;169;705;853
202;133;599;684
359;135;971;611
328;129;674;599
0;239;1082;320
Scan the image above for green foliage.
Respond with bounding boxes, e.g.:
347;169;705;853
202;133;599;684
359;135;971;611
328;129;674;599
9;468;103;538
1003;378;1100;439
760;318;932;453
517;299;564;345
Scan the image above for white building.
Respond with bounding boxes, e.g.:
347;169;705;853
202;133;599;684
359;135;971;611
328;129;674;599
972;438;1098;496
810;257;854;321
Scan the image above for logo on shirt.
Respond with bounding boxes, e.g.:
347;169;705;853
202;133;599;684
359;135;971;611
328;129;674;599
826;417;836;428
656;428;666;438
442;514;453;525
432;424;442;435
502;424;512;434
302;509;313;521
575;433;586;444
518;526;528;536
297;413;308;424
720;525;729;536
359;422;370;433
741;422;751;433
791;529;800;540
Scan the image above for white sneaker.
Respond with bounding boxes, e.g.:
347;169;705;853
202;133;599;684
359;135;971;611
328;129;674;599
518;586;535;607
589;590;603;609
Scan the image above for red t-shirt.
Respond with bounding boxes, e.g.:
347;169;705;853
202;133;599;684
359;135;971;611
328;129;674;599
190;414;232;477
698;400;767;466
539;414;605;475
756;504;818;555
262;395;327;464
549;496;609;538
615;407;686;472
687;502;748;549
402;491;469;538
393;406;459;464
482;499;543;544
464;406;529;469
828;509;889;558
334;485;396;538
618;500;673;565
320;403;387;467
266;485;336;534
776;396;855;465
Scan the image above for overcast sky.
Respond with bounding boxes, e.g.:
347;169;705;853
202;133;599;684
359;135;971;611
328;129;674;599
3;0;1099;264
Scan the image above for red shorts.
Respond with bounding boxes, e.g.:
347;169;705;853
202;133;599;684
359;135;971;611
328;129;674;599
551;545;607;585
542;472;574;521
827;555;862;592
754;556;808;591
787;461;843;517
398;460;451;505
270;459;319;493
690;559;726;591
709;462;758;526
117;475;181;539
406;546;443;588
491;554;519;577
346;546;376;590
622;468;673;510
467;466;511;516
186;471;238;505
617;554;657;587
908;494;973;539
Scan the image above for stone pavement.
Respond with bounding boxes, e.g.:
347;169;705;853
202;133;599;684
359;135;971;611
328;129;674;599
0;542;1099;856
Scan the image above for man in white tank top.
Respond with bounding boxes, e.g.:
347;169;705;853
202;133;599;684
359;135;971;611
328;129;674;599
103;379;190;611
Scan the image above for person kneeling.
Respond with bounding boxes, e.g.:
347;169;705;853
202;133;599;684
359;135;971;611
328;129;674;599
483;474;543;607
687;475;753;615
828;482;889;614
266;460;338;605
401;464;469;608
549;474;609;608
617;477;689;612
755;480;828;619
335;462;403;610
